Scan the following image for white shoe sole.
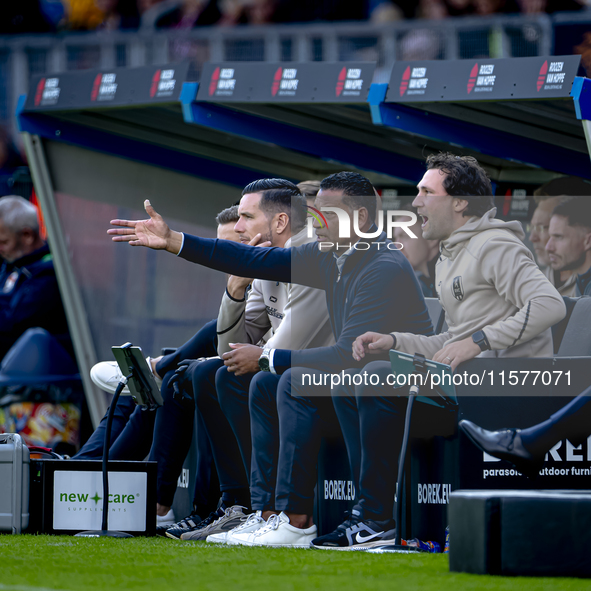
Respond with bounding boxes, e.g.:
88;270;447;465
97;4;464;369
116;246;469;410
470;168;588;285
311;539;395;551
251;541;314;548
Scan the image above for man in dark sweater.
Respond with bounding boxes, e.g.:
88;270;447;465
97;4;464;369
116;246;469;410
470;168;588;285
109;172;433;547
0;195;70;359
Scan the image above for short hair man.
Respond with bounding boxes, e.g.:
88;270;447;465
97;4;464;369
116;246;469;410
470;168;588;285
531;176;591;295
169;179;334;542
78;205;241;529
326;153;567;551
0;195;70;359
546;196;591;297
529;195;575;295
108;170;432;547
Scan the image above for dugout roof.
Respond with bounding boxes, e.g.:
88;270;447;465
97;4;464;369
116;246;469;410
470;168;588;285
16;55;591;424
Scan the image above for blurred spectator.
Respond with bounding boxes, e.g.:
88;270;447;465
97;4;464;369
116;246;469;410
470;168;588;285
472;0;519;16
400;28;443;60
519;0;584;13
272;0;366;23
39;0;69;29
0;196;71;360
445;0;474;16
0;1;56;34
138;0;165;14
418;0;449;18
94;0;142;29
575;32;591;78
65;0;143;30
369;2;403;22
65;0;105;29
0;127;26;198
216;0;277;25
156;0;222;28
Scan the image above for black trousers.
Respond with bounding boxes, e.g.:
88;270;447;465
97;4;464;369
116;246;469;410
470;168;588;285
332;361;406;522
191;358;250;500
249;367;343;515
522;383;591;453
75;319;218;507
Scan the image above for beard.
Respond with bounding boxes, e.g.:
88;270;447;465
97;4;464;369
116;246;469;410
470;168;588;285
557;251;588;272
259;223;273;246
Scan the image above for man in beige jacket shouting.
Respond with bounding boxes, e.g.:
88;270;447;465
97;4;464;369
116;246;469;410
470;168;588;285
311;152;566;550
352;152;566;371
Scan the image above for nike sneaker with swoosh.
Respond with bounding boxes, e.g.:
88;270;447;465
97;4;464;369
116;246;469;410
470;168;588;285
310;514;396;550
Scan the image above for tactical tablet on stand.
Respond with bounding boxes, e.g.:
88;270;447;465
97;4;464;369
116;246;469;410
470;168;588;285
75;343;162;537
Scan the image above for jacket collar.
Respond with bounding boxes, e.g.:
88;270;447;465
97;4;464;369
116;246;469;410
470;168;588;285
335;229;388;278
2;244;50;272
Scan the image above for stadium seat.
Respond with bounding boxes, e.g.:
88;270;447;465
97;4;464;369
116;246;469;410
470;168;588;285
551;296;577;354
424;297;448;333
556;296;591;357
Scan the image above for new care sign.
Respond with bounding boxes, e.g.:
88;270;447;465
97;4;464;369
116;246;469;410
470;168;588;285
53;471;147;531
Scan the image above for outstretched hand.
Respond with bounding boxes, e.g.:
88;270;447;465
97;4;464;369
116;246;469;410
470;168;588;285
108;200;183;253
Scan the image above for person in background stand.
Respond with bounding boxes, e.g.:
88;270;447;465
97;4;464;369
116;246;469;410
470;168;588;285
546;196;591;297
0;195;70;360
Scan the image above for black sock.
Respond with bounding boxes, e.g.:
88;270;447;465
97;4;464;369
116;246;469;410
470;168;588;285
221;489;251;511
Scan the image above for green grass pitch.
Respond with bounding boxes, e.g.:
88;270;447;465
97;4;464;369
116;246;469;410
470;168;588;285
1;536;589;591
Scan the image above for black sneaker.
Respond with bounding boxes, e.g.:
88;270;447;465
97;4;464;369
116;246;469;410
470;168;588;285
310;514;396;551
156;512;202;538
164;510;222;540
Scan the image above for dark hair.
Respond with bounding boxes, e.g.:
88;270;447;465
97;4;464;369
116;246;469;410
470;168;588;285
320;172;377;222
242;178;306;230
426;152;494;217
534;176;591;199
553;196;591;230
215;205;239;226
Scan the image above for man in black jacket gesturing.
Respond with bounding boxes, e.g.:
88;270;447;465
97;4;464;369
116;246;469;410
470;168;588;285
109;172;433;548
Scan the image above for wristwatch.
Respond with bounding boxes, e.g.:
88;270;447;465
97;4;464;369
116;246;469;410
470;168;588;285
258;345;273;372
472;330;491;352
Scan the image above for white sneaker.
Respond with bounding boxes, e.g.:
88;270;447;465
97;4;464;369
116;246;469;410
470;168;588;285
245;512;317;548
157;508;175;527
90;357;162;394
90;361;130;394
209;511;266;545
146;356;163;389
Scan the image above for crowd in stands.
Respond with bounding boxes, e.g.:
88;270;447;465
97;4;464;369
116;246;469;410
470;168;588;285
0;0;588;34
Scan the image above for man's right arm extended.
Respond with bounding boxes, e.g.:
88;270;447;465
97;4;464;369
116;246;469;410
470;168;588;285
109;201;328;288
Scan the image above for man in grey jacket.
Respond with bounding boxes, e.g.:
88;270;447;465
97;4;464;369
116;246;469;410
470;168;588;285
312;152;567;550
